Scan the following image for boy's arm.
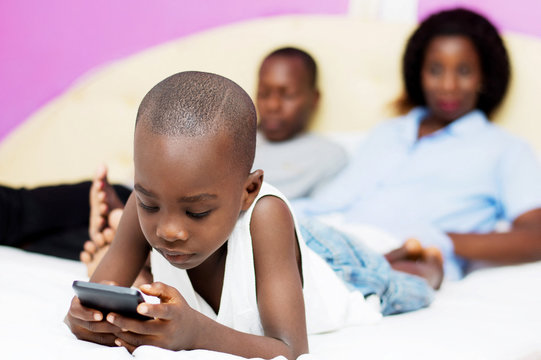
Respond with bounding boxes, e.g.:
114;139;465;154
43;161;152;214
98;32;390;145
249;195;308;357
65;193;150;345
108;195;308;359
450;208;541;263
90;192;150;285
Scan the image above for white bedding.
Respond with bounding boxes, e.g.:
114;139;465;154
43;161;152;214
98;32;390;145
1;244;541;360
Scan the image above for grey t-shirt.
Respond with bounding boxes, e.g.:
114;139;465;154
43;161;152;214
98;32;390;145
253;132;348;199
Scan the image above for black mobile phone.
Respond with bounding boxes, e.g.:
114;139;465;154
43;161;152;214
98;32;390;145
72;280;151;320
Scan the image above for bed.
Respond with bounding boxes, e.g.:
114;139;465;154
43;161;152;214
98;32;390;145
2;243;541;359
1;15;541;359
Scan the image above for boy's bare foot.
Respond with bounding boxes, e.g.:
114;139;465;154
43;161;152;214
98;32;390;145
385;239;444;290
80;241;110;277
81;171;152;285
81;208;152;288
88;165;125;244
80;238;152;287
80;208;124;276
82;164;126;276
80;244;152;287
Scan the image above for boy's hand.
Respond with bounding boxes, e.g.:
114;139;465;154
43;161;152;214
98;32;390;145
65;295;122;346
106;282;199;353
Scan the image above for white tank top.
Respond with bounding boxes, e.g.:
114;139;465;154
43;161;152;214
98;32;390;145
150;182;381;335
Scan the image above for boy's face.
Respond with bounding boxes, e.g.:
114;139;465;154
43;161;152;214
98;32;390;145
256;55;319;142
133;127;248;270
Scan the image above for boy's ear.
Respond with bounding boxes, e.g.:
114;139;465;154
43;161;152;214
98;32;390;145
241;169;264;211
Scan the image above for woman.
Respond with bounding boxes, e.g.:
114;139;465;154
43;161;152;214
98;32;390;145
299;8;541;279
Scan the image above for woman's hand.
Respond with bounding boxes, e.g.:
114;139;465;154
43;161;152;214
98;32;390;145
105;282;199;353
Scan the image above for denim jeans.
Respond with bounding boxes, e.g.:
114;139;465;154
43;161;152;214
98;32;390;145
299;217;434;316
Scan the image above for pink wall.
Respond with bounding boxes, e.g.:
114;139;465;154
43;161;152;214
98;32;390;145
0;0;349;142
418;0;541;37
2;0;540;143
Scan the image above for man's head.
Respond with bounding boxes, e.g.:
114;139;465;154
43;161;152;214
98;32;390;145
256;47;320;142
134;71;263;270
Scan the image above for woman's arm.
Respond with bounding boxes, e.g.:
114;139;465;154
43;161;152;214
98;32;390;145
450;208;541;263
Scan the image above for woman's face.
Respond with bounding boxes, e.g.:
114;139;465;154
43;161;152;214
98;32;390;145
421;35;482;123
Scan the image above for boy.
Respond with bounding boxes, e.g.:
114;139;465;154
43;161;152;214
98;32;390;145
66;71;382;358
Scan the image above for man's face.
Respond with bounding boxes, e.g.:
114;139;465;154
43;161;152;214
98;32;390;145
256;56;319;142
133;127;245;270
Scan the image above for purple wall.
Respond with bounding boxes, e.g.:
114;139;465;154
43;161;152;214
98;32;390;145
418;0;541;36
1;0;540;142
0;0;349;142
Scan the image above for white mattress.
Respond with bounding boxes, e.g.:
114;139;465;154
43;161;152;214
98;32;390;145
1;245;540;360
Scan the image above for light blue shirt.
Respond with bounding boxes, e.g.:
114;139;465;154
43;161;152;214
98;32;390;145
294;108;541;278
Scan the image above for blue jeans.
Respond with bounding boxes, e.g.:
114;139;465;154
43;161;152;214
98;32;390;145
299;217;434;316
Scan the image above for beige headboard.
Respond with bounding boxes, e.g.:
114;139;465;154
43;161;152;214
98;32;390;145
1;15;540;187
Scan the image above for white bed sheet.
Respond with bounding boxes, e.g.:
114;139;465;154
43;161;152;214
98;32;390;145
1;245;540;360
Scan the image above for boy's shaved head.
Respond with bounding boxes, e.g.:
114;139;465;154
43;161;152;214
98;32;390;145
136;71;257;174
